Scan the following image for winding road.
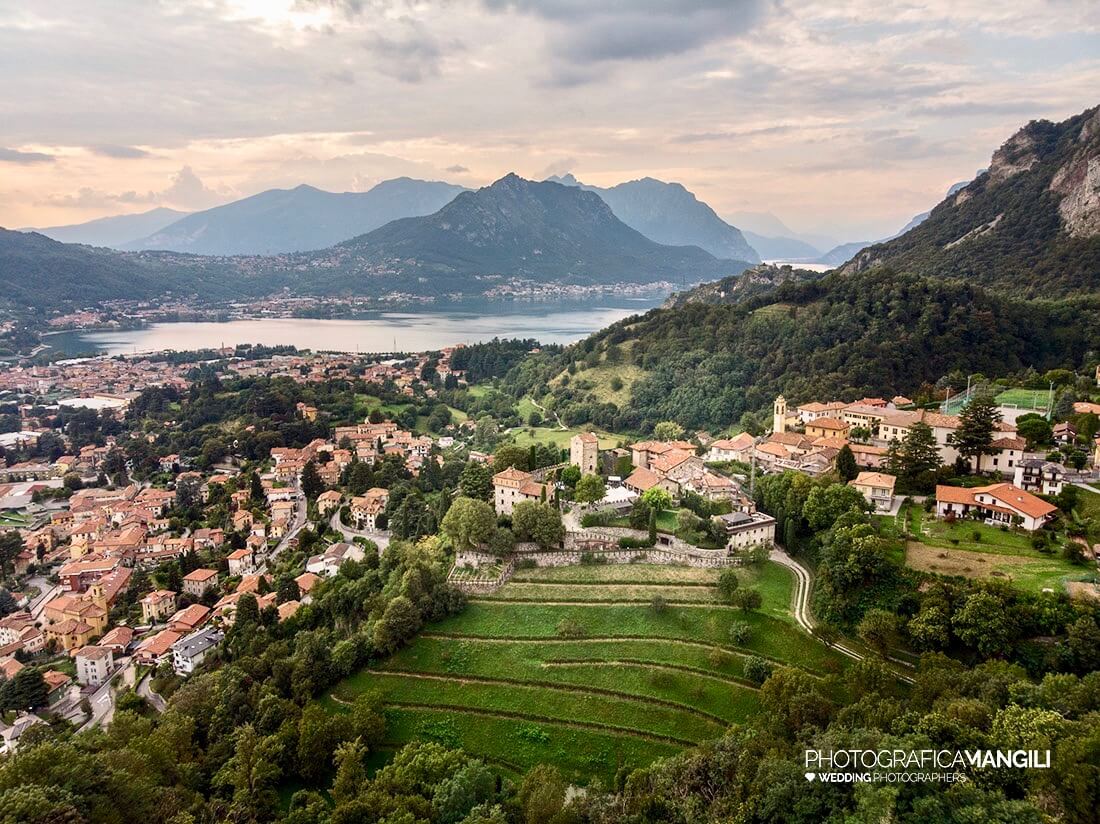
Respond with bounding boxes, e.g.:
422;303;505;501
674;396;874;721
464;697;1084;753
329;510;391;550
769;545;915;683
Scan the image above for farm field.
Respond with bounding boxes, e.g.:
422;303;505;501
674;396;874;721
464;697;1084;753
324;561;847;783
903;506;1091;593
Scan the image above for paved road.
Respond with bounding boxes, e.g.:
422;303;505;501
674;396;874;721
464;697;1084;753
76;655;132;732
269;483;308;562
328;510;391;550
28;578;60;621
769;545;914;683
136;670;167;714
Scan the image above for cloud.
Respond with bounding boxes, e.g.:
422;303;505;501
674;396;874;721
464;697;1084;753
363;19;460;82
445;164;470;173
39;166;226;210
540;157;577;178
482;0;771;84
88;144;151;159
0;147;54;164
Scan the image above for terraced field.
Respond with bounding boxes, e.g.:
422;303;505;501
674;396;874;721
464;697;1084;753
326;561;848;782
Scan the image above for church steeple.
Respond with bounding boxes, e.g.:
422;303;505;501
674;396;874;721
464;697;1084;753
773;395;788;434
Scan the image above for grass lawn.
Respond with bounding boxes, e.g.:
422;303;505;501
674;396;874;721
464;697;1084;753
510;425;623;450
323;562;842;783
905;507;1090;593
506;561;795;623
995;388;1052;411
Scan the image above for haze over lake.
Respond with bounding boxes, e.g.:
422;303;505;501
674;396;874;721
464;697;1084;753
46;298;664;356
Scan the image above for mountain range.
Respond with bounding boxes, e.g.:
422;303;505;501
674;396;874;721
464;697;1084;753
546;174;759;263
121;178;468;256
278;173;749;291
0;174;751;311
23;207;188;248
509;103;1100;430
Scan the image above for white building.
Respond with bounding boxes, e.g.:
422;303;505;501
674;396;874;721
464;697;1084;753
934;483;1057;532
75;645;114;687
305;542;366;578
714;511;776;551
849;471;897;513
1013;459;1064;496
171;627;223;676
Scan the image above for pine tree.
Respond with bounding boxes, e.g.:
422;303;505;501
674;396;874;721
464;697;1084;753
300;460;323;500
953;393;1002;473
835;445;858;482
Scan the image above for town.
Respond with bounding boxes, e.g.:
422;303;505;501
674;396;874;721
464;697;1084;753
0;336;1097;757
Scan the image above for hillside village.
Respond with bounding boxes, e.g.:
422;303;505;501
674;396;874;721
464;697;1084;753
0;335;1096;753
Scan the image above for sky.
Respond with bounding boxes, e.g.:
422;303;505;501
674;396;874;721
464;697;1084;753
1;0;1098;242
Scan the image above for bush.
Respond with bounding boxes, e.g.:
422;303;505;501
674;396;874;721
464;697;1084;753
744;655;772;685
731;588;763;612
972;530;982;543
556;618;587;638
650;595;668;614
729;620;751;645
717;568;740;601
618;536;654;549
579;552;609;565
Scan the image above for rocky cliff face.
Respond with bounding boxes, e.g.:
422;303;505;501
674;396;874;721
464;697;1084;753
836;103;1100;298
1050;107;1100;238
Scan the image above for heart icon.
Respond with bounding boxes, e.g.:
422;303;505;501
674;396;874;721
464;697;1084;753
805;772;816;781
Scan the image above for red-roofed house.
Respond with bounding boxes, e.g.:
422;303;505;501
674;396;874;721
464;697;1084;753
935;483;1057;532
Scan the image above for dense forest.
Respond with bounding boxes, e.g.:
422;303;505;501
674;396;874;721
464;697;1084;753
503;268;1100;432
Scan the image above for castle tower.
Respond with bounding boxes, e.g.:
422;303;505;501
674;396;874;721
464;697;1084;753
570;432;599;476
773;395;787;434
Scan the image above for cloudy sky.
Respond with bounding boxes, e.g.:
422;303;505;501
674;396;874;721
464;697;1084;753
1;0;1097;242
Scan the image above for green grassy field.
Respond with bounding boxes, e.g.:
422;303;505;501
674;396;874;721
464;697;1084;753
904;506;1090;593
995;388;1052;411
510;424;623;450
324;562;846;783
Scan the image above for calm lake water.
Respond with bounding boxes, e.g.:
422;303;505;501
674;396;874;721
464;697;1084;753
46;297;665;356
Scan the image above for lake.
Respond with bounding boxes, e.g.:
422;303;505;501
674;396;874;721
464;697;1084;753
45;297;665;356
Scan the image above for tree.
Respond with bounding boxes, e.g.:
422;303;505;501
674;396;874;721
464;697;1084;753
717;568;740;601
573;473;606;504
731;588;762;612
884;421;943;492
953;392;1002;472
1016;414;1054;449
441;497;497;550
559;465;581;489
511;502;564;549
518;764;566;824
330;738;368;806
300;459;323;500
492;444;528;471
215;724;281;824
296;705;341;783
744;655;772;685
857;609;898;655
835;445;858;482
653;420;685;441
640;487;673;512
0;532;22;578
459;461;493;500
953;590;1015;658
803;483;867;532
0;667;48;710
